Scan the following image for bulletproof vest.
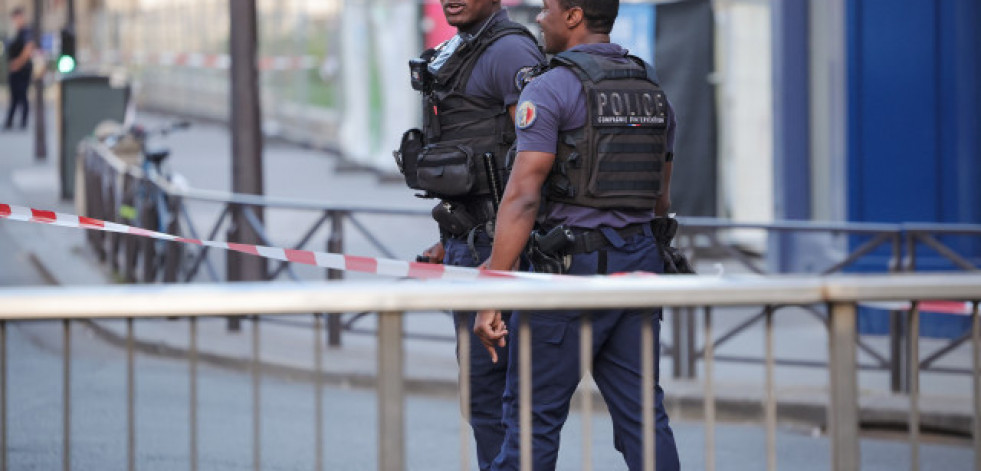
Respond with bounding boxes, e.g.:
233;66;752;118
412;20;536;201
544;51;670;210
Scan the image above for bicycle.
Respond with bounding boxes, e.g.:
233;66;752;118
102;120;191;283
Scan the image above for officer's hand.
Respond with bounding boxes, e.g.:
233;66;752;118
474;309;508;363
417;241;445;264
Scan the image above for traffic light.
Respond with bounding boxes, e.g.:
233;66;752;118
58;29;77;74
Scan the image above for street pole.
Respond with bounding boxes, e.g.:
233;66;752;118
66;0;75;28
227;0;266;330
32;0;45;161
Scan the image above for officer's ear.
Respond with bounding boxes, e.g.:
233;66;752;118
565;6;585;29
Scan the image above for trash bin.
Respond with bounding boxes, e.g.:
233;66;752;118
58;74;129;199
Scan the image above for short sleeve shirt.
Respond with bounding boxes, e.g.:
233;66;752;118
514;43;677;229
6;27;33;63
460;10;544;107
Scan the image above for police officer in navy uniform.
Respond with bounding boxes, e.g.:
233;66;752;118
4;7;34;130
394;0;543;468
473;0;681;467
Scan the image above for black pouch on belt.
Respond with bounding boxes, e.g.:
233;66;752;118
394;128;425;190
431;201;477;237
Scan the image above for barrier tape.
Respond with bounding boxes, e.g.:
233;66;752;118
2;203;977;317
95;51;318;71
0;203;561;281
859;300;975;316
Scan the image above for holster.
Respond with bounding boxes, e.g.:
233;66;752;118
652;217;695;274
526;226;574;274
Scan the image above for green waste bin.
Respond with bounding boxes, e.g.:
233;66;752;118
58;74;129;199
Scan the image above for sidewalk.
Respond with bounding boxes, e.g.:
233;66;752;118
0;105;975;438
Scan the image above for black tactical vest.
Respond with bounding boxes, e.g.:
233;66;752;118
544;51;670;210
410;20;536;201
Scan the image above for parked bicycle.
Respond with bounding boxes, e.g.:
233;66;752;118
102;120;191;283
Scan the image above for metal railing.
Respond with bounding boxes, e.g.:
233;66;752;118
0;273;978;470
78;138;981;395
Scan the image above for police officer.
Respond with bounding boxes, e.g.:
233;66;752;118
394;0;543;468
4;7;34;130
473;0;681;467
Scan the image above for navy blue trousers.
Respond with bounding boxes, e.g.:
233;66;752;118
492;228;680;471
445;232;509;471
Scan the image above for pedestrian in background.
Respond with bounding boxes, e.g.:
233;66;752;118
4;6;33;130
473;0;682;466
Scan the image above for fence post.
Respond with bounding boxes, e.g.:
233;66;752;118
377;311;404;471
325;211;344;347
828;302;860;470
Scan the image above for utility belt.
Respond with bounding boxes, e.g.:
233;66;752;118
526;218;695;275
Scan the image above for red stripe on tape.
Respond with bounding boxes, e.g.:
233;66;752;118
919;300;971;316
407;262;446;279
345;255;377;273
176;237;202;245
0;204;10;217
286;249;317;266
78;217;105;229
31;209;56;223
478;269;515;279
129;227;157;238
228;243;260;256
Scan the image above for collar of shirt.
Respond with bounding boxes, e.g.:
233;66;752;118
565;42;629;58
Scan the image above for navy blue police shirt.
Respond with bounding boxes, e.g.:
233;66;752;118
514;43;677;229
457;9;544;107
6;27;34;77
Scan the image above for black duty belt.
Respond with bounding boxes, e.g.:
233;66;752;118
569;222;649;254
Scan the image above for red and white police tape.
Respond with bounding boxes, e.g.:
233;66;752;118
1;202;977;316
0;203;559;281
96;51;317;71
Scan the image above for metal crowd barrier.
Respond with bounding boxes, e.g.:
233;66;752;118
78;138;981;395
0;274;978;470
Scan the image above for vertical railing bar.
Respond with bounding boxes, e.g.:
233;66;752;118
325;212;344;347
314;314;324;471
378;311;405;471
671;307;682;379
457;317;471;471
703;307;715;471
909;303;920;471
519;314;532;471
828;302;860;470
0;321;6;471
642;313;655;471
764;306;777;471
252;316;262;471
972;301;980;471
127;318;136;471
63;319;71;471
685;307;697;378
190;317;199;471
580;314;593;471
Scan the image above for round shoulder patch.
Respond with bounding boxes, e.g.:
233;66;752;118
515;100;537;129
